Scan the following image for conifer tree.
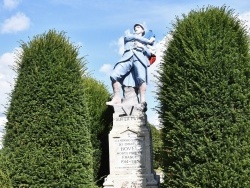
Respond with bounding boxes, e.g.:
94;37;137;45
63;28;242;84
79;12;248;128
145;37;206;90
157;6;250;187
149;123;163;169
82;76;113;185
0;150;12;188
3;30;96;187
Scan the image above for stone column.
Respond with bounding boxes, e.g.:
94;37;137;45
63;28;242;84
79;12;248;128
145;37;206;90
103;87;160;188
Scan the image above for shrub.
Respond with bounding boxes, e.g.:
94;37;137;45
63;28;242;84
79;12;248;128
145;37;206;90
149;123;163;169
82;76;113;185
3;30;96;187
0;150;12;188
157;6;250;187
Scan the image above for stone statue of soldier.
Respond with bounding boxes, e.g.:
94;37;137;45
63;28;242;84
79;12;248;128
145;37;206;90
106;23;156;106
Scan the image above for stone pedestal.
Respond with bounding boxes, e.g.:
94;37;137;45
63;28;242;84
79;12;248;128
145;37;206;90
103;87;160;187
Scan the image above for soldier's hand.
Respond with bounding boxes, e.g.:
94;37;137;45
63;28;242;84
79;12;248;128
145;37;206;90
149;37;155;44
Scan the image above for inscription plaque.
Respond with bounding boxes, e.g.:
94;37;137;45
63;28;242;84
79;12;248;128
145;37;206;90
114;136;145;169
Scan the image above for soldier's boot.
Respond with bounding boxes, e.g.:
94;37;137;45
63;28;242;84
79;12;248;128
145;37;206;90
106;81;121;105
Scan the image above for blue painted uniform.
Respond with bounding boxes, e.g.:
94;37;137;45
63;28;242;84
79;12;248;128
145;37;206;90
110;31;155;88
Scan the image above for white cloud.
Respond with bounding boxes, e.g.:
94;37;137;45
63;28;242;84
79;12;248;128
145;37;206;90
1;12;30;34
110;29;130;56
0;51;15;66
0;49;18;114
147;35;171;128
99;63;113;76
0;117;6;131
0;49;19;149
3;0;21;10
0;116;7;149
148;34;171;84
239;11;250;33
147;112;161;129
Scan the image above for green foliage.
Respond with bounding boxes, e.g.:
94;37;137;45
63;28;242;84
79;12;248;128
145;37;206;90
149;123;163;169
3;30;96;187
82;76;113;185
0;150;12;188
157;6;250;187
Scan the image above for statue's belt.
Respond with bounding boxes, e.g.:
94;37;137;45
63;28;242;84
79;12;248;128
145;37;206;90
123;48;143;54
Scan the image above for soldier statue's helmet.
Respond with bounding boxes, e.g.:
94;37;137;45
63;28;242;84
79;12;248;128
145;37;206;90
134;23;145;36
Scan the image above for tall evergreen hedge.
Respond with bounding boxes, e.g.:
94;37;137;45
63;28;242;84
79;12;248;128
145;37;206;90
3;30;96;187
157;6;250;187
0;150;12;188
82;76;113;185
149;123;163;170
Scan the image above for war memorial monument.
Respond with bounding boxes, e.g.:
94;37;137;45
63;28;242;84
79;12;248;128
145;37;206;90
103;23;160;188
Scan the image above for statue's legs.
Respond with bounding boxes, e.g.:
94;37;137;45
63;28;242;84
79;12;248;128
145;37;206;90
106;60;133;105
139;82;146;104
106;81;121;105
106;57;148;105
132;60;147;104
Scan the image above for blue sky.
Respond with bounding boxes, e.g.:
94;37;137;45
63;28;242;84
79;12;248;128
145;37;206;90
1;0;250;146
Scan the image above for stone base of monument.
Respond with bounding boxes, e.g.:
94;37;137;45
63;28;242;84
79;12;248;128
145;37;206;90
103;87;160;188
104;174;159;188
